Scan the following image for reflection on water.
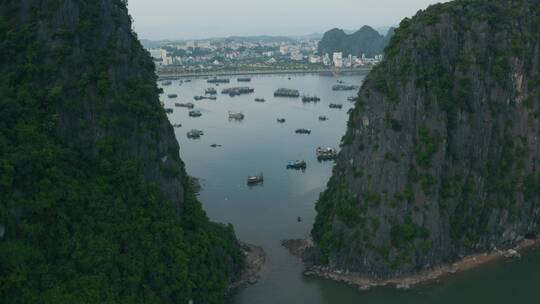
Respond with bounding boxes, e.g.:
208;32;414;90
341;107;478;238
160;74;540;304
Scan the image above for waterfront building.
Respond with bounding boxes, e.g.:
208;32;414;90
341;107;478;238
333;52;343;68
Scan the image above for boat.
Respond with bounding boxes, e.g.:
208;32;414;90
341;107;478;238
247;174;264;185
187;129;204;139
297;217;302;222
205;88;217;95
164;108;173;114
194;96;204;100
316;147;338;161
228;111;245;120
221;87;255;97
277;118;286;123
161;81;172;86
210;144;223;148
337;80;344;84
286;160;307;170
168;94;178;99
207;96;217;100
329;104;343;109
302;95;321;102
184;79;192;82
173;123;182;128
207;77;230;84
274;88;300;98
254;98;266;102
189;110;202;117
176;102;194;109
347;96;358;102
295;129;311;134
319;116;328;121
237;77;252;82
332;84;359;91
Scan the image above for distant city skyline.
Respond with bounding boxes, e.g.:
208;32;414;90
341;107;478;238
128;0;448;40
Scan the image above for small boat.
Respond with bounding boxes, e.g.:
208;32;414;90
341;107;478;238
295;129;311;134
316;147;338;161
337;80;344;84
237;77;252;82
297;217;302;222
194;96;204;101
164;108;173;114
184;79;192;82
329;104;343;109
189;110;202;117
302;95;321;102
254;98;265;102
347;96;358;102
205;88;217;95
187;129;204;139
176;102;194;109
228;111;245;120
207;96;217;100
168;94;178;99
161;81;172;86
277;118;286;123
173;123;182;128
210;144;223;148
287;160;307;170
319;116;328;121
247;174;264;185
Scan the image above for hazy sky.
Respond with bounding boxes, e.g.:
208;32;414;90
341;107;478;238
128;0;447;40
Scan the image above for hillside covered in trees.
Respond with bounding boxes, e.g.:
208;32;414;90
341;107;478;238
0;1;244;303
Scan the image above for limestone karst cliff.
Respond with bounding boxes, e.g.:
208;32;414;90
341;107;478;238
312;0;540;277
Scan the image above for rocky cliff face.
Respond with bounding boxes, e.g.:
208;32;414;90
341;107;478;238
0;1;243;303
312;0;540;277
318;26;392;58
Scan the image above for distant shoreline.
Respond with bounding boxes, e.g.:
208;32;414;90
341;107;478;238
283;237;540;291
157;68;372;79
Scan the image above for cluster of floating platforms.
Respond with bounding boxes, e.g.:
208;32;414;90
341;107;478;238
207;78;230;84
274;88;300;98
228;111;245;121
175;102;194;109
332;84;359;91
222;87;255;97
205;88;217;95
194;96;217;101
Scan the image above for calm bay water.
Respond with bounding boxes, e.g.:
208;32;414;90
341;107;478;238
160;74;540;303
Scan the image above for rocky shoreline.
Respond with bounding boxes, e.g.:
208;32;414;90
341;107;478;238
283;237;540;291
229;243;266;291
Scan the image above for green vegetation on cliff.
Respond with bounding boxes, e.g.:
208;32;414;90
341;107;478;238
0;1;243;303
313;0;540;276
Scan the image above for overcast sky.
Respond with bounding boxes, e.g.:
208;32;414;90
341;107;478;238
128;0;447;40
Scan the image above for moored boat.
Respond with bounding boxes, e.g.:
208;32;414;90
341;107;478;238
329;103;343;109
228;111;245;120
189;110;202;117
247;174;264;185
295;128;311;134
286;160;307;170
168;94;178;99
316;147;338;161
187;129;204;139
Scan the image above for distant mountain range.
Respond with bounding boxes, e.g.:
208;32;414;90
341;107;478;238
317;25;395;58
140;26;394;49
